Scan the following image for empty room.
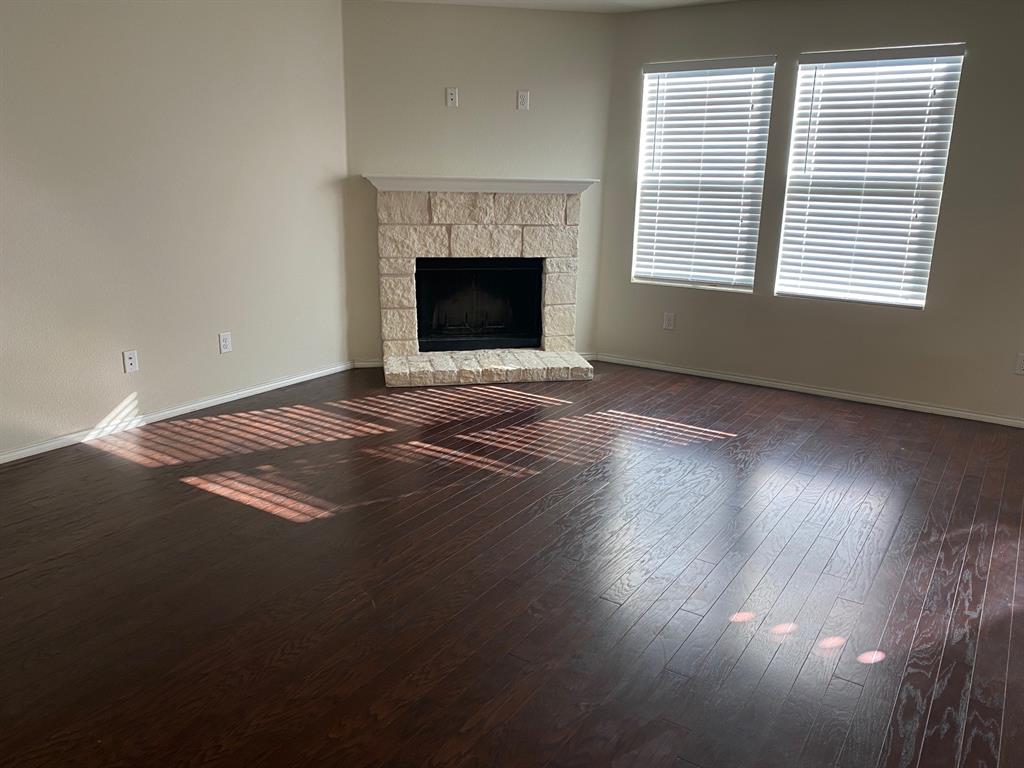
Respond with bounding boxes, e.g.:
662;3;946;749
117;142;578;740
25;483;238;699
2;0;1022;765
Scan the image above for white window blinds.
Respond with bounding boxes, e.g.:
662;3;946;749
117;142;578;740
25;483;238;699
775;45;965;307
632;58;776;290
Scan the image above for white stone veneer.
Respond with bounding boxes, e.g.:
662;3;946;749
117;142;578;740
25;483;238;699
374;186;592;387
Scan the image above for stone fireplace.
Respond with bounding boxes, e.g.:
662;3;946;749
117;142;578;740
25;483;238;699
366;176;596;387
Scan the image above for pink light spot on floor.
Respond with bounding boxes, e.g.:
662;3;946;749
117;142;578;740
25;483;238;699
857;650;887;664
818;636;847;650
729;611;756;623
770;622;799;636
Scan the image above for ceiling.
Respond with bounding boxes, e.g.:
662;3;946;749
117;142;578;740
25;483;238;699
372;0;737;13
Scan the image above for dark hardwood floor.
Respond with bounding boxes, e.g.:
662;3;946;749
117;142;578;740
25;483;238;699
1;362;1021;767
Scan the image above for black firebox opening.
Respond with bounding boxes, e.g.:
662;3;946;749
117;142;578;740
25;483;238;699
416;257;543;352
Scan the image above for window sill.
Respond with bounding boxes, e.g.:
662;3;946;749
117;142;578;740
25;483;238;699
773;291;926;311
630;277;754;295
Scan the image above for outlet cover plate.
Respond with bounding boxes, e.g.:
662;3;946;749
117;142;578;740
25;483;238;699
122;349;139;373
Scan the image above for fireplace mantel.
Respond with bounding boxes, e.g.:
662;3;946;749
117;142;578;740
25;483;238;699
364;175;598;195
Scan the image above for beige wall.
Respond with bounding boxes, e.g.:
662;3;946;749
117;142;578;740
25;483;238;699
0;0;348;456
597;0;1023;423
341;0;614;361
3;0;1020;459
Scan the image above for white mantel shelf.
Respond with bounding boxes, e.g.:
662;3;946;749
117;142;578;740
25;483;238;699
364;175;598;194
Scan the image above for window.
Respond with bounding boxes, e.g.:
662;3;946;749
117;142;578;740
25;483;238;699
775;45;965;307
631;57;776;290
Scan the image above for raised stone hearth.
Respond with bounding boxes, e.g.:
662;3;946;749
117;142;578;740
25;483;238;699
367;176;597;387
383;349;592;387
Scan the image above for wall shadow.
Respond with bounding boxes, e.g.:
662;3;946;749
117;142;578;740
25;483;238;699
336;174;382;365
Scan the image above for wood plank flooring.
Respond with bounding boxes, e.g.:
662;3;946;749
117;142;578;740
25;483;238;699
1;362;1021;767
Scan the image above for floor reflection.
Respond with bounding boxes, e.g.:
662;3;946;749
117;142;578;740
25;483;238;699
817;635;846;651
363;440;536;478
857;649;887;664
459;410;736;466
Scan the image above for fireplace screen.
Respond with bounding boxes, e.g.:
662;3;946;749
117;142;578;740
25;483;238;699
415;258;543;352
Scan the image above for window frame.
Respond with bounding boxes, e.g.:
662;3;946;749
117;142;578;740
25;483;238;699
772;43;967;309
630;55;778;294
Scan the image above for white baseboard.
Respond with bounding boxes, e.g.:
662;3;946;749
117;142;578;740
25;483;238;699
5;352;1017;466
0;362;361;466
593;353;1024;429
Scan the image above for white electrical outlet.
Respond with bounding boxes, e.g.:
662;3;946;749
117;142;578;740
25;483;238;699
445;87;459;108
219;331;233;354
122;349;139;373
517;90;530;111
663;312;676;331
1015;353;1024;376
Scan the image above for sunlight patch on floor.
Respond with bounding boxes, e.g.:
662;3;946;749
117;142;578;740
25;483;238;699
90;405;393;466
329;385;569;428
181;471;336;523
